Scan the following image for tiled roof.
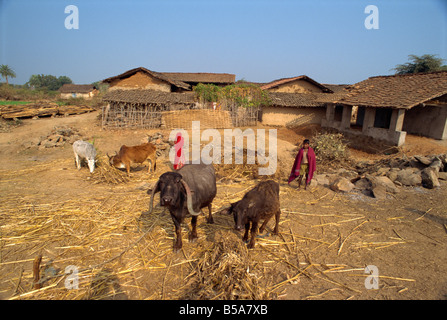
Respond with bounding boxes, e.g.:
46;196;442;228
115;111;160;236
268;92;340;107
59;84;96;93
322;84;350;93
103;89;196;105
101;67;191;91
337;71;447;109
162;72;235;84
261;75;333;93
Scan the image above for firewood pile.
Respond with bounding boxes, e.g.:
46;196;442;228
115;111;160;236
0;102;94;119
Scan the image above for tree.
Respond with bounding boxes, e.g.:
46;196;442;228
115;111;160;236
392;54;447;75
0;65;16;85
26;74;72;91
194;83;270;108
58;76;73;87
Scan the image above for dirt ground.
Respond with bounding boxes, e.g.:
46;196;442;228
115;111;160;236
0;111;446;300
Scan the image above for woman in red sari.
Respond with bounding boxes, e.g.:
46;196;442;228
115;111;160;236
288;139;316;190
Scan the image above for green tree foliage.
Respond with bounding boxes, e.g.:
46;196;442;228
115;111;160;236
194;83;270;108
58;76;73;87
26;74;73;91
0;65;16;85
193;83;221;102
91;81;109;93
392;54;447;75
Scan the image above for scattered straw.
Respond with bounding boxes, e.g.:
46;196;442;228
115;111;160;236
177;231;270;300
0;152;435;300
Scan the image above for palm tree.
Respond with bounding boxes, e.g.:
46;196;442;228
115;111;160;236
0;65;16;85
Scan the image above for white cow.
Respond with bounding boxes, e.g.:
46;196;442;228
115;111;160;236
73;140;97;173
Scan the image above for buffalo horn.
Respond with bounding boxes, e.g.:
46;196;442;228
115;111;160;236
180;179;201;216
148;180;160;214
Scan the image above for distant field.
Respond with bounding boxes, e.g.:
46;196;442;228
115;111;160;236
0;100;32;106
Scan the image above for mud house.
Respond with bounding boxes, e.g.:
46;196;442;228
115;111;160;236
101;67;191;92
259;75;342;127
101;67;236;92
101;67;242;129
322;71;447;146
59;84;98;99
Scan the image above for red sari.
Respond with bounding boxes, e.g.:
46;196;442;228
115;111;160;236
288;147;316;184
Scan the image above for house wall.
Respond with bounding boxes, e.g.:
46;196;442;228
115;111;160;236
60;92;96;99
108;71;171;92
322;104;407;146
268;79;325;93
261;106;326;126
402;105;447;140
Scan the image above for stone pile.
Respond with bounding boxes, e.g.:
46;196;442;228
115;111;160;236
313;154;447;199
23;126;84;150
147;132;173;158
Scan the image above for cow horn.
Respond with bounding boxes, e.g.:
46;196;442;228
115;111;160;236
148;180;160;214
180;179;201;216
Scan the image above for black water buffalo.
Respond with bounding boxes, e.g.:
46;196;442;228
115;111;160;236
147;164;217;251
224;180;281;249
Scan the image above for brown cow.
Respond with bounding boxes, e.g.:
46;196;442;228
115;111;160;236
108;142;156;175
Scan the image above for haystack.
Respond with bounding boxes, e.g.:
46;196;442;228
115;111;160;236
178;230;270;300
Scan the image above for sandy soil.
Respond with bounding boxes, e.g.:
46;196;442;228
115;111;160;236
0;111;446;300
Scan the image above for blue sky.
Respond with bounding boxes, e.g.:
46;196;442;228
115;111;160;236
0;0;446;85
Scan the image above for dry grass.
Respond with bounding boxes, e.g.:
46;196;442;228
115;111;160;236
0;158;419;300
177;230;268;300
91;156;129;184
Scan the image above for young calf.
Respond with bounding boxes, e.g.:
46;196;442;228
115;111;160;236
73;140;97;173
224;180;281;249
108;142;156;176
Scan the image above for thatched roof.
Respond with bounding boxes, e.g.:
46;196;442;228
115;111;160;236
261;75;334;93
103;89;196;105
336;71;447;109
101;67;191;91
162;72;235;84
59;84;96;93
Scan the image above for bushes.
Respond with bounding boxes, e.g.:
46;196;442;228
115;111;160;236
193;83;271;108
0;84;58;101
312;132;349;161
194;83;221;102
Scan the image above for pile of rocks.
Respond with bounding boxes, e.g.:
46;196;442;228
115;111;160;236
23;126;84;150
148;132;174;158
314;154;447;199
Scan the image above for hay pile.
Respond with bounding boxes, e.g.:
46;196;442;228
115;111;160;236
91;156;129;184
178;230;270;300
213;148;286;182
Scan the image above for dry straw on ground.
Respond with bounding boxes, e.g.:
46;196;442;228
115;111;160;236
0;157;417;300
177;230;269;300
